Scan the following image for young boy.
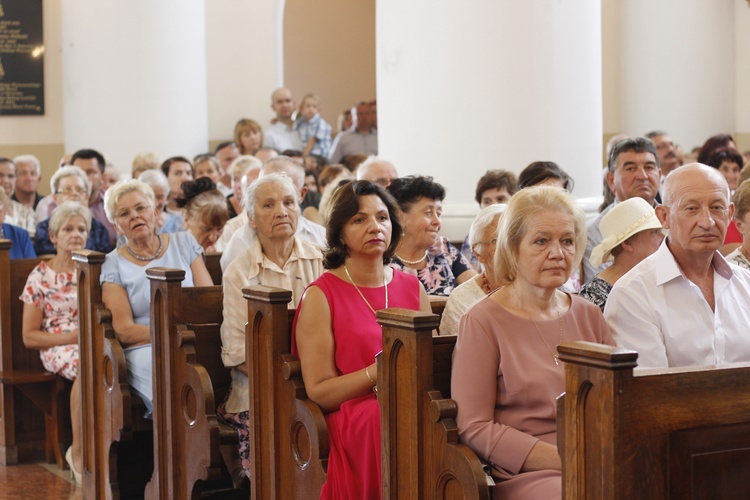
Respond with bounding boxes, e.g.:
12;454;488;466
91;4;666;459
295;94;333;158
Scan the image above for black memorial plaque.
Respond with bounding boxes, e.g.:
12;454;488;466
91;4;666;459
0;0;44;115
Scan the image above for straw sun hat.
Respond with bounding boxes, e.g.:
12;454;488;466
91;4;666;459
589;197;663;268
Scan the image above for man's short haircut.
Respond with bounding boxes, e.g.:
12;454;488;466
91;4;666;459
356;156;397;182
262;156;305;191
387;175;446;213
49;201;92;236
608;137;659;172
12;155;41;177
71;149;106;174
160;156;193;178
50;166;91;195
707;149;744;172
494;185;587;286
645;130;668;140
474;169;518;204
0;157;15;167
517;161;574;192
214;141;238;154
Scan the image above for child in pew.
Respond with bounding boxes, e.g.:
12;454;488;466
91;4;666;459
21;202;92;484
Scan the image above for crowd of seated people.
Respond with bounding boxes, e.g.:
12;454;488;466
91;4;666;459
7;87;750;498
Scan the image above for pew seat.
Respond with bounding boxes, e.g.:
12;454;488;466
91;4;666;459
0;240;68;468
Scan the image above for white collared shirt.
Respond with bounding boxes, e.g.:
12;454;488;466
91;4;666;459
263;121;303;152
604;240;750;369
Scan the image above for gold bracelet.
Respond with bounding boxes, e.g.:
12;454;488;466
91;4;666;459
364;366;375;386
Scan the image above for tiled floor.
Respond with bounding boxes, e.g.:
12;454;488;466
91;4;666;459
0;461;81;500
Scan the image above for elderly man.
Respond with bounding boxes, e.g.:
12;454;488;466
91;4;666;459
582;137;661;284
645;130;681;178
219;156;326;271
328;101;378;164
355;156;398;188
12;154;44;209
263;88;304;153
0;157;37;236
605;163;750;369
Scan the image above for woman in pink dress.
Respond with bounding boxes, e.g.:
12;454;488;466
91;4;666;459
293;180;431;499
451;186;614;500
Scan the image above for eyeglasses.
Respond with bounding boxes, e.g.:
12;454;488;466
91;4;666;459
57;187;87;196
472;237;498;248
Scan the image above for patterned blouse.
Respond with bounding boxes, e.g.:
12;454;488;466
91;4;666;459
578;276;613;313
19;261;79;380
389;237;473;296
726;247;750;271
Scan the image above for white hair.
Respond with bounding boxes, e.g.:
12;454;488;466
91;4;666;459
138;168;170;195
50;166;91;195
468;204;507;246
49;201;92;236
242;172;299;218
104;179;155;223
12;154;41;177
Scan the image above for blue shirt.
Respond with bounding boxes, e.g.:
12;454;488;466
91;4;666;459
1;223;36;259
295;113;333;157
34;217;112;256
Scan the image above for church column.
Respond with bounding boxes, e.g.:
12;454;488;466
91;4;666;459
619;0;736;152
376;0;603;236
61;0;208;173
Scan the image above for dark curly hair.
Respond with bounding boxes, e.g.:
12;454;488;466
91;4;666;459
323;180;402;269
697;133;736;165
386;175;445;213
175;177;229;229
176;176;217;208
474;169;518;205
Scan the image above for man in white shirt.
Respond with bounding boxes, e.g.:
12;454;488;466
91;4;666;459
263;88;304;153
220;156;326;271
605;163;750;369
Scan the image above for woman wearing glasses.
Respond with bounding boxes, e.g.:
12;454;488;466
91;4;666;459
33;166;112;256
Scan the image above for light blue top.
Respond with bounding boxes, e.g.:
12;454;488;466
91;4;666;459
100;231;202;325
159;213;184;234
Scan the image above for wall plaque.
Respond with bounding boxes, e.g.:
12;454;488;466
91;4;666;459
0;0;44;115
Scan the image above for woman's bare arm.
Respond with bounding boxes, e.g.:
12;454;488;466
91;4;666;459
102;282;150;346
22;304;78;349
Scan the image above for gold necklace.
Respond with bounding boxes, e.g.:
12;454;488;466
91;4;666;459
344;265;388;316
513;284;564;365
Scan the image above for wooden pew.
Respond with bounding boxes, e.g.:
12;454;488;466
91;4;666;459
0;240;68;468
244;285;327;500
377;308;491;500
558;341;750;499
205;251;222;285
75;250;153;500
144;267;238;498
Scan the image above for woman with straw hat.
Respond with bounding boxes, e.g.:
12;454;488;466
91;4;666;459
580;197;664;312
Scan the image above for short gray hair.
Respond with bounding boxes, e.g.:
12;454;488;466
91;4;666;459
228;155;263;176
242;172;298;219
261;156;305;191
50;166;91;194
468;204;507;246
12;154;41;177
356;156;396;181
49;201;92;236
104;179;155;223
138;168;170;195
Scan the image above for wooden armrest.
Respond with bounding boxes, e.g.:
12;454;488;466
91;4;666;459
0;369;58;384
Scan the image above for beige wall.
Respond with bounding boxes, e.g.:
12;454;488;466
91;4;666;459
283;0;376;134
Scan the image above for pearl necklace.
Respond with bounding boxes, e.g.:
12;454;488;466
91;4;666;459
126;234;163;261
394;251;427;265
513;284;564;366
344;264;388;316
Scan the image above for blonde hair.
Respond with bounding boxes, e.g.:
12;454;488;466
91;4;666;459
49;201;92;236
493;186;586;285
184;189;229;229
733;179;750;222
104;179;155;223
233;119;264;155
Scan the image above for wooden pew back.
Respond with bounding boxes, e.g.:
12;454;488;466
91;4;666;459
558;341;750;499
244;285;327;500
378;308;490;500
144;268;232;499
204;252;222;285
0;240;65;466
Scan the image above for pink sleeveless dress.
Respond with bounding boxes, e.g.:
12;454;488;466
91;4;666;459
293;270;422;499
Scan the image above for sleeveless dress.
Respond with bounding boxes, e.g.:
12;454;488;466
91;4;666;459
292;270;422;499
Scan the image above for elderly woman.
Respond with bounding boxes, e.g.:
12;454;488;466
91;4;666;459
219;172;324;484
35;166;111;256
21;202;92;483
580;198;664;312
0;189;35;258
101;179;212;413
160;156;194;217
177;177;230;253
451;186;613;500
137;169;183;233
727;180;750;269
233;118;264;156
460;169;518;268
387;175;476;296
440;204;506;336
294;180;430;498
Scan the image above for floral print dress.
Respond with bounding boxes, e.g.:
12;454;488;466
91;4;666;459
389;237;473;296
19;261;79;381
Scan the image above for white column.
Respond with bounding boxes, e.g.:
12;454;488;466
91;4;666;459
62;0;208;174
620;0;735;151
377;0;603;237
735;0;750;150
